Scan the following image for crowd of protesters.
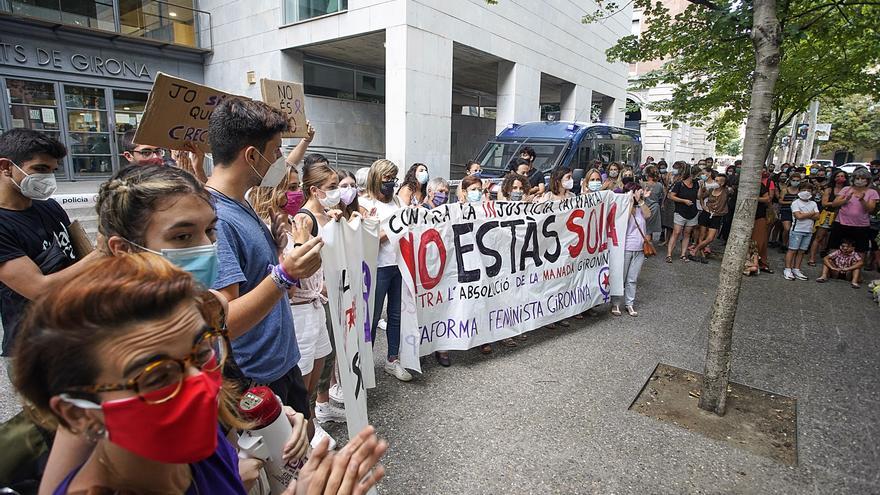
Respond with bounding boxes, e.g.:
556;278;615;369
2;98;879;493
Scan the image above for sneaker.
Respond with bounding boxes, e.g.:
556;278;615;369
783;268;795;281
378;319;387;330
792;269;809;281
384;359;413;382
329;383;344;405
315;401;347;424
311;423;337;450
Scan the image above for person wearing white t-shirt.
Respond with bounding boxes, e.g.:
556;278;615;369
785;182;820;280
360;159;412;382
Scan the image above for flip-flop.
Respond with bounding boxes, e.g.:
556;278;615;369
816;278;827;283
807;261;817;267
851;283;861;289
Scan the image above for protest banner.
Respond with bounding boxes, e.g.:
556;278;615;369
134;72;240;153
386;191;631;372
321;216;380;441
260;79;309;139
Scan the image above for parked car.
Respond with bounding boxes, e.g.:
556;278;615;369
840;162;870;175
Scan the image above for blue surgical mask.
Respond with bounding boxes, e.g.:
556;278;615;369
467;189;482;202
130;241;219;288
471;170;482;178
587;180;602;192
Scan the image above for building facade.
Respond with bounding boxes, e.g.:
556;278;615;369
625;0;715;165
200;0;633;178
0;1;209;181
1;0;633;181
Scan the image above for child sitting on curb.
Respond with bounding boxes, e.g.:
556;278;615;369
743;239;760;276
816;239;864;288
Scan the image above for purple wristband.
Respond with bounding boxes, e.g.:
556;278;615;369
274;264;299;287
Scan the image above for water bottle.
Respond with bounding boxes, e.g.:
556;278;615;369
237;386;307;494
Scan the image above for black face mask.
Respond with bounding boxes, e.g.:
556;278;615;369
381;180;396;198
622;176;635;186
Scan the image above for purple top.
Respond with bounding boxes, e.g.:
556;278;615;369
54;426;246;495
625;208;647;252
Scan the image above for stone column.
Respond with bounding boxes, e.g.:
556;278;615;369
560;83;592;122
385;25;453;178
495;60;540;133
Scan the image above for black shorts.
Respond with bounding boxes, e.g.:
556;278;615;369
779;209;793;223
827;223;871;253
698;211;723;230
268;365;311;420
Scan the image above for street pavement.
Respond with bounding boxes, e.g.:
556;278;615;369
2;244;878;493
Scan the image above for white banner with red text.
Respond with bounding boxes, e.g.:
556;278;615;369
386;191;632;372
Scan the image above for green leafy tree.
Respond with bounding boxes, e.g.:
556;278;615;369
820;95;880;154
588;0;880;159
714;117;741;155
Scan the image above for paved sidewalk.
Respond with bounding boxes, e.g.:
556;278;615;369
353;252;880;494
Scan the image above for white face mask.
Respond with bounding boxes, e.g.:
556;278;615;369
12;162;57;200
318;187;341;208
588;180;602;192
416;170;429;184
251;150;287;188
561;178;574;190
797;191;812;201
705;182;720;190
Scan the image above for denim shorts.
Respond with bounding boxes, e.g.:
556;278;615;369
788;230;813;251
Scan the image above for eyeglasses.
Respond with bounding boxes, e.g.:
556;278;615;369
65;326;229;404
133;148;166;158
383;177;399;185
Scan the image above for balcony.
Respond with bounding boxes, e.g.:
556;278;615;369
0;0;212;51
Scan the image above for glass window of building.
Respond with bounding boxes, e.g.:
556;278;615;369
7;0;115;31
64;85;113;177
113;90;148;166
284;0;347;24
118;0;197;47
304;60;384;103
5;78;65;178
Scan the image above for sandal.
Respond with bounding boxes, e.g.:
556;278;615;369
501;338;518;347
851;282;861;289
514;333;528;341
611;305;622;316
558;319;571;328
480;344;493;354
680;256;690;263
665;256;673;263
816;277;827;283
759;266;774;274
626;305;638;317
807;260;817;267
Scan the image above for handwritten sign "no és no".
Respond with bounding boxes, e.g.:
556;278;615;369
260;79;309;139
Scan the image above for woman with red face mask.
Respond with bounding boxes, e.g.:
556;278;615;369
13;255;387;494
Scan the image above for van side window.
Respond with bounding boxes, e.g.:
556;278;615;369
598;142;615;164
577;146;591;170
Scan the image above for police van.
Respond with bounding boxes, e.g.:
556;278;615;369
471;121;642;194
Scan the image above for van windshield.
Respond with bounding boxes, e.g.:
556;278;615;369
476;140;567;175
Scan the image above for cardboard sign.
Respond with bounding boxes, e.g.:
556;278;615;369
134;72;242;153
260;79;308;138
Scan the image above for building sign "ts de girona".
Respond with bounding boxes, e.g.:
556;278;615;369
0;39;151;79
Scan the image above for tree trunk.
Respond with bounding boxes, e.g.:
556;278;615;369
698;0;782;416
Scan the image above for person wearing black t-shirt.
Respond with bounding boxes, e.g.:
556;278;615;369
0;129;99;356
665;162;700;263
